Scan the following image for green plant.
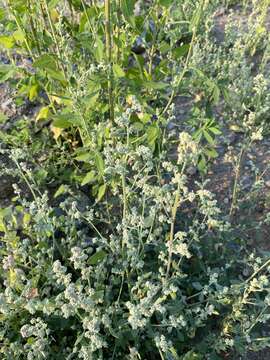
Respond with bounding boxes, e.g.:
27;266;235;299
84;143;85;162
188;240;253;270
1;0;270;359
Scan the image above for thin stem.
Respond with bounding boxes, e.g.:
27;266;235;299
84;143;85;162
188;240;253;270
104;0;114;124
27;0;41;55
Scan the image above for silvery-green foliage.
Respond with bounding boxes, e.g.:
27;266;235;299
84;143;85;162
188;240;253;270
1;130;270;359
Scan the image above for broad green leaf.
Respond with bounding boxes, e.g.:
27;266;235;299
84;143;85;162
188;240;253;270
147;125;159;150
81;171;96;186
75;152;91;162
172;44;190;59
36;106;50;121
88;250;107;265
33;54;57;70
113;64;125;78
13;29;25;42
29;85;39;101
0;36;15;49
46;68;66;82
53;113;81;128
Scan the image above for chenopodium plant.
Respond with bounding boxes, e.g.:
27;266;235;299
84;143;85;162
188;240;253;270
1;131;270;360
0;0;213;196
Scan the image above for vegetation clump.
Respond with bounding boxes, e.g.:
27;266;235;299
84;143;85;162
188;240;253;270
0;0;270;359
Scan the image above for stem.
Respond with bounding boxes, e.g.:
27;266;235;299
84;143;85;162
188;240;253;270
27;0;41;55
104;0;114;124
43;0;67;79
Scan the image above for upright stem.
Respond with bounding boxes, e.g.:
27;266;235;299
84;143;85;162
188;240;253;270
27;0;41;55
105;0;114;124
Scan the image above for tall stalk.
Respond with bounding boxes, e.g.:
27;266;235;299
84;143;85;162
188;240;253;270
104;0;114;124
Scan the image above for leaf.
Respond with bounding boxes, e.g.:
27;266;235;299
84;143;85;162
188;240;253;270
143;81;168;90
52;113;80;128
46;68;66;82
36;106;50;121
13;29;25;42
50;125;63;140
88;250;107;265
147;125;159;150
54;184;68;198
204;148;218;158
0;64;17;83
158;0;172;7
209;127;221;135
93;36;104;62
172;44;190;59
113;64;125;78
81;171;96;186
29;84;39;101
33;54;57;70
97;183;107;202
203;130;214;145
0;35;15;49
75;152;91;162
95;153;104;176
0;112;8;123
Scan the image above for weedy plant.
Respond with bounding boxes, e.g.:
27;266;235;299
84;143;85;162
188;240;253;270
0;0;270;359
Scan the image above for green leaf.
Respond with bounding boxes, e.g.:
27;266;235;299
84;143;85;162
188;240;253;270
113;64;125;78
172;44;190;59
0;112;8;123
97;183;106;201
0;36;15;49
88;250;107;265
29;84;39;101
203;130;214;145
209;127;221;135
33;54;57;70
13;29;25;42
81;171;96;186
36;106;50;121
143;81;168;90
147;125;159;150
158;0;172;7
54;184;68;198
53;113;81;128
75;152;91;162
204;148;218;158
95;153;104;176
